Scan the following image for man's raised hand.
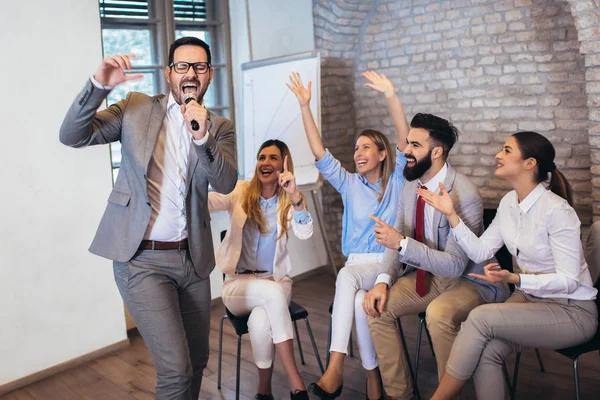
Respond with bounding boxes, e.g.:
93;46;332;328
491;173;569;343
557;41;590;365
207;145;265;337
94;54;143;88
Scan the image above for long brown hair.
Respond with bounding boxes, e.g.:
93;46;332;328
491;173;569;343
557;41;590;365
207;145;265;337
512;131;573;206
242;139;306;240
358;129;396;202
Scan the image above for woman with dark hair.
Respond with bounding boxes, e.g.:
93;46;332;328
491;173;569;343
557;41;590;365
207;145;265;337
416;131;598;400
288;71;408;400
208;139;312;400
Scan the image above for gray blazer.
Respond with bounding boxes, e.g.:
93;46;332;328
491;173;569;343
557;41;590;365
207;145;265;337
379;164;508;303
59;79;238;279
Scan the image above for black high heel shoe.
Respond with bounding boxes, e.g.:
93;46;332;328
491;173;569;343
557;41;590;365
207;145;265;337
255;394;274;400
308;382;343;399
290;389;309;400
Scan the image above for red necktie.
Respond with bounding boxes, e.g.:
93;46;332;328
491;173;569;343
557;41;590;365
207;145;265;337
415;185;427;297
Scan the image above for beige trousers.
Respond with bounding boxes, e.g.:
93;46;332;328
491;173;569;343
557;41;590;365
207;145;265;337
368;271;486;399
446;290;598;400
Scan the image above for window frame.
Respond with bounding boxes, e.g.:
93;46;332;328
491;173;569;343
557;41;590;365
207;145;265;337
98;0;234;176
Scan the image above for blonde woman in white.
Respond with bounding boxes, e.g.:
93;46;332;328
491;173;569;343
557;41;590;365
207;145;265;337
208;139;312;400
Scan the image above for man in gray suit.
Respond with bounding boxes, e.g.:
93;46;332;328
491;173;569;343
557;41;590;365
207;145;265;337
362;114;508;400
59;37;237;400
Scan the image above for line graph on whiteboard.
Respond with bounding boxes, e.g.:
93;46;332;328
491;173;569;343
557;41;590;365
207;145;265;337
242;53;321;186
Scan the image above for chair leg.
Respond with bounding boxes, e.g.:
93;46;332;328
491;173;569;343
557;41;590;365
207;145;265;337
424;324;436;360
349;330;354;358
502;362;513;399
236;335;242;400
415;316;425;385
397;318;421;400
294;320;306;365
534;348;545;372
305;318;325;374
326;315;332;368
573;357;581;400
511;352;521;400
218;315;227;389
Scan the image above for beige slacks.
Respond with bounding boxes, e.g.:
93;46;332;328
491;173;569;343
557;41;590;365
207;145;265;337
368;271;486;399
446;290;598;400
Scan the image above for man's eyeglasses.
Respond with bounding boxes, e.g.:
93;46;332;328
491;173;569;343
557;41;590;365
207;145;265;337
169;61;211;74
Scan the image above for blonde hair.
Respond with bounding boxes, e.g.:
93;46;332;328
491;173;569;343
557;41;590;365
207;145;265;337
242;140;307;240
358;129;395;202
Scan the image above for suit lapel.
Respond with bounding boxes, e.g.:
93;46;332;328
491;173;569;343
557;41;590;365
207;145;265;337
144;95;169;172
186;145;199;195
433;165;458;245
405;180;418;237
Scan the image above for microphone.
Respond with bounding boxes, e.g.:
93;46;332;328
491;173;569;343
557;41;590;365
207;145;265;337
183;93;199;131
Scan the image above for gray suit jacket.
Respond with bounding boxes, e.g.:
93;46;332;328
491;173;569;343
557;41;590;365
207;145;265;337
379;164;508;303
59;79;238;278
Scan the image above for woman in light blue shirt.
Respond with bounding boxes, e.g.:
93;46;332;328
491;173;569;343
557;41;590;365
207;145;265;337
288;71;409;400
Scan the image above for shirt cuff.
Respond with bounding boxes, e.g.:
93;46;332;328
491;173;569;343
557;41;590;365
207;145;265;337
375;273;392;287
90;75;113;91
399;238;409;256
517;274;535;290
293;208;312;224
451;217;468;239
192;130;210;146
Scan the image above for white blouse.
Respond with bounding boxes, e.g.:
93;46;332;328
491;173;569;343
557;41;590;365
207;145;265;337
451;183;597;301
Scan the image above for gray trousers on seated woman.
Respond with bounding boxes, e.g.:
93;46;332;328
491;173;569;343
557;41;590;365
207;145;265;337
446;290;598;400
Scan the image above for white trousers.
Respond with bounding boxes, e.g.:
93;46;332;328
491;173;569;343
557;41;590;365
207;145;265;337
330;253;383;370
222;274;293;369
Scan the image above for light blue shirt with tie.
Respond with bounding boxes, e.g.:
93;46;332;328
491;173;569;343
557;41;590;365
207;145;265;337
315;148;407;256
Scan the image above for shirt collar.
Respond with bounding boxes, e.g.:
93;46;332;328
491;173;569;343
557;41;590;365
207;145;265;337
419;162;448;192
357;174;382;191
260;195;278;209
167;92;179;112
516;183;547;213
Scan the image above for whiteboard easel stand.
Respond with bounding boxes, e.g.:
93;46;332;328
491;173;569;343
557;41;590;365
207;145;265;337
299;180;338;277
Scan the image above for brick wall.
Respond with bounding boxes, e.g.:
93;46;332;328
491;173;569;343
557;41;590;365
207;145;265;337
314;0;598;264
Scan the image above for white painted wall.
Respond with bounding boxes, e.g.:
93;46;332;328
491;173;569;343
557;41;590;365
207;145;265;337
207;0;326;300
0;0;127;386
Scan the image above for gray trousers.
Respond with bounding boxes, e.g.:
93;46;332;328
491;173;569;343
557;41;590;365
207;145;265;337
113;249;211;400
446;290;598;400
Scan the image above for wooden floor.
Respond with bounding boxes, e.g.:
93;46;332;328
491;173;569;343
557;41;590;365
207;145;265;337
3;271;600;400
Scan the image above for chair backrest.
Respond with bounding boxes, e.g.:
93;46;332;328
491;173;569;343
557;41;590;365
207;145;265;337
584;221;600;288
483;208;513;272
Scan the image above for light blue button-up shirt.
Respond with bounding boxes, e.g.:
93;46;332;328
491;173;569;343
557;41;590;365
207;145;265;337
315;148;407;256
237;195;312;273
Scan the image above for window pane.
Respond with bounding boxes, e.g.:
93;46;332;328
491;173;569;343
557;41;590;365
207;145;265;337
111;142;122;168
107;72;156;104
106;71;157;169
211;108;229;119
102;29;153;65
175;29;210;47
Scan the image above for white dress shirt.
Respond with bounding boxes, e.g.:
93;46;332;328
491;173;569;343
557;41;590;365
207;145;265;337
451;183;597;300
90;77;209;242
143;93;208;241
376;163;448;286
